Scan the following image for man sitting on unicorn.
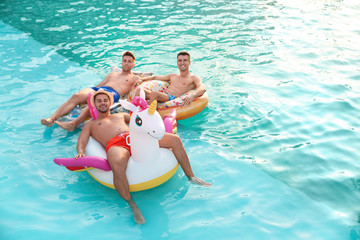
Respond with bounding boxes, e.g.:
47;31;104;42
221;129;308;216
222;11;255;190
75;89;211;224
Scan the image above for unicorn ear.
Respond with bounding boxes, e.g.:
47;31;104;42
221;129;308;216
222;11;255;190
119;100;137;112
139;87;146;100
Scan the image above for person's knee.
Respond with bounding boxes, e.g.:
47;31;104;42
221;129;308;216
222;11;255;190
170;134;182;146
70;92;82;103
111;157;127;173
135;87;141;96
108;150;129;173
150;91;159;99
175;135;182;144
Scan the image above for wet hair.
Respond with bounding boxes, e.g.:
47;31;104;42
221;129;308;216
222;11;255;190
177;51;190;59
123;51;135;61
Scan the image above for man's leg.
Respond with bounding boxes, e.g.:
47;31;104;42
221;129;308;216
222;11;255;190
135;87;151;100
135;88;169;103
149;91;169;103
55;106;91;132
159;133;211;186
41;88;94;127
107;146;145;224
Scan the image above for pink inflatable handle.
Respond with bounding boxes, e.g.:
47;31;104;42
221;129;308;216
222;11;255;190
163;109;177;133
54;156;111;171
87;92;98;120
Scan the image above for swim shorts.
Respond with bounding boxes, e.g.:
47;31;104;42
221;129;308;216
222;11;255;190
106;132;131;154
165;92;176;101
91;86;120;103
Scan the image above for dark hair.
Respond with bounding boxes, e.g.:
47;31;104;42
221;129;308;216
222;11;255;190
177;51;190;59
123;51;135;61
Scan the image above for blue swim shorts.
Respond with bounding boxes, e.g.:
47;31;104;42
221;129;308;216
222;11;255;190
91;86;120;103
165;92;176;101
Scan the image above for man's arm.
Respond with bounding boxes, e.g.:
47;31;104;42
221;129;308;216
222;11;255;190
131;75;142;88
141;74;174;82
191;75;206;98
95;73;112;87
123;113;131;124
76;122;92;159
182;76;206;107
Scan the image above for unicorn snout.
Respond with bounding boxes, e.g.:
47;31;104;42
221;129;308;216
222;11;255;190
147;128;165;140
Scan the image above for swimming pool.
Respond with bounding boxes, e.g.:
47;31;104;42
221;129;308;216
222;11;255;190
1;0;359;239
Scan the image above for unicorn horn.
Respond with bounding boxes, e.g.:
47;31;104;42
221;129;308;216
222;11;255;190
148;100;157;115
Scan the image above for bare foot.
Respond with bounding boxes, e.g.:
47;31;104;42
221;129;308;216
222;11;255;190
41;117;54;127
128;200;145;224
55;120;77;132
189;177;212;187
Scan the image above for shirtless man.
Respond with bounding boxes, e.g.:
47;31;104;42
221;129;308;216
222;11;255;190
77;90;211;224
137;51;206;107
41;51;141;132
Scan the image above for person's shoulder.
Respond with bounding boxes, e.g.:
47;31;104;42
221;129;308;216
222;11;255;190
113;112;128;118
168;73;179;79
191;74;202;82
107;71;118;76
130;73;141;80
83;119;94;130
105;71;118;79
190;73;201;79
111;112;130;122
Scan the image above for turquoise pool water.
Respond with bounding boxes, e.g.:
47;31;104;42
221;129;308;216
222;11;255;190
1;0;360;239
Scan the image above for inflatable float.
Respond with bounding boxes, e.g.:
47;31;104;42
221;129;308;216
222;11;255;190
128;80;209;120
54;91;179;192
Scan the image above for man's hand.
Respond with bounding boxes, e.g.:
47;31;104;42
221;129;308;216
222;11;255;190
141;76;152;81
134;79;142;86
182;93;196;107
75;153;85;159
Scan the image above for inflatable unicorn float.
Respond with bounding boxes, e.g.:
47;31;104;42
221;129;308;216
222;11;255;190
54;89;179;192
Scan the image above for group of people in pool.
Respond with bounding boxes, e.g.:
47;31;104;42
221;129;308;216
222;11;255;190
41;51;211;224
41;51;206;132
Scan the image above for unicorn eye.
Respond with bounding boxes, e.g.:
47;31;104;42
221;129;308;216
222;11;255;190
135;116;142;126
